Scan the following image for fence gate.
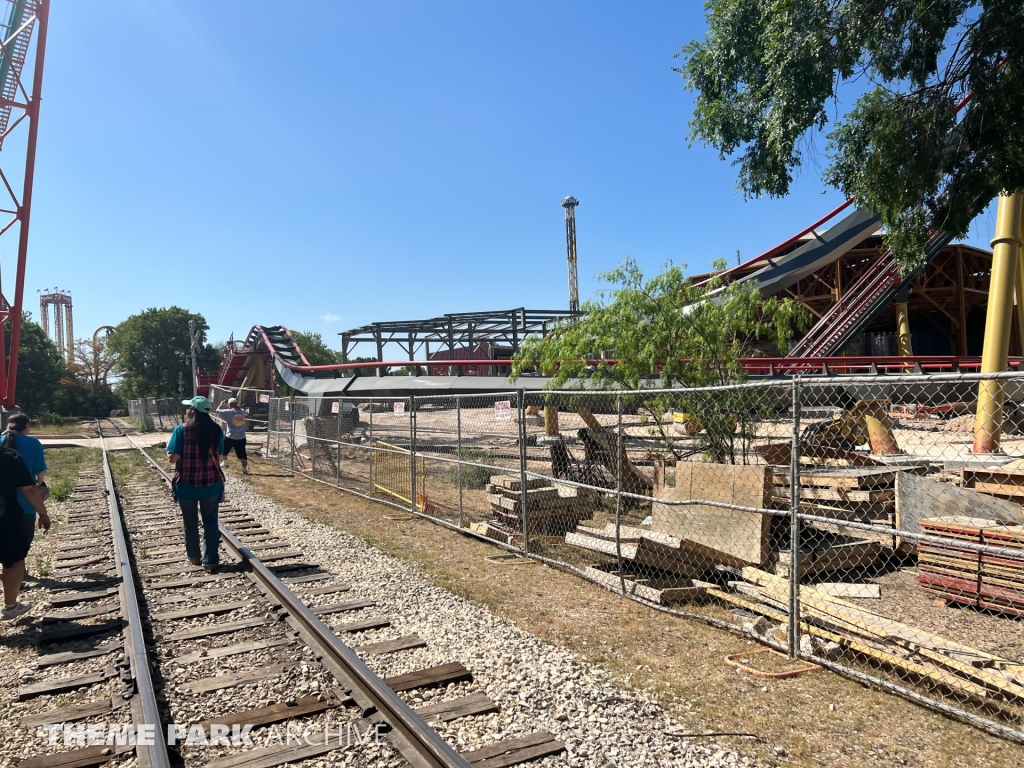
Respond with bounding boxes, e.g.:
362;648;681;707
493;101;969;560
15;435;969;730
372;441;425;508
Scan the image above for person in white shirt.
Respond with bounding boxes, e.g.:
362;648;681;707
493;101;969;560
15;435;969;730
216;398;249;475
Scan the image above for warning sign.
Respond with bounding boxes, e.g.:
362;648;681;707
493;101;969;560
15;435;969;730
259;393;270;403
284;401;290;411
331;402;340;414
495;400;512;421
393;402;406;417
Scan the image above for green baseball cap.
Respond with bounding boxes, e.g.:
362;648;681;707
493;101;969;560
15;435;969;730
182;396;212;413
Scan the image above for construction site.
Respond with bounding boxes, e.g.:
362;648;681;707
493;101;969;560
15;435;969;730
4;3;1024;768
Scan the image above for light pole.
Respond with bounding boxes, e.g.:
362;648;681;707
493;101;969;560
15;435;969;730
188;320;200;397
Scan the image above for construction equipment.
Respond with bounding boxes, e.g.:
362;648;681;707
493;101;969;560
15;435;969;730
801;400;900;456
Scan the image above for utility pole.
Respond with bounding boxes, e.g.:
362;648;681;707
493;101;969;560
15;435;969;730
188;320;200;398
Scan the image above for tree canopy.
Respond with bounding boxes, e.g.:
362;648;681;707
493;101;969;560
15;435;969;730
6;313;63;415
290;330;340;366
681;1;1024;272
108;307;208;399
510;259;808;463
511;257;807;391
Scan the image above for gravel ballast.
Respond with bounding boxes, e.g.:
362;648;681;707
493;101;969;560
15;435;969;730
220;475;757;768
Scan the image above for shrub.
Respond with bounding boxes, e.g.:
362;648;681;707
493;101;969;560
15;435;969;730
448;449;495;489
49;476;74;502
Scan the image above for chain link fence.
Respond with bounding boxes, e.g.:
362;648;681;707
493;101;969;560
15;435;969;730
264;373;1024;743
127;397;183;432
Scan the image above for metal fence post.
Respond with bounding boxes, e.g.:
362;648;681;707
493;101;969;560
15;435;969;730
518;389;529;554
289;394;296;474
313;401;319;481
788;378;802;658
616;393;625;594
409;395;417;514
336;399;342;487
368;399;374;494
456;396;464;527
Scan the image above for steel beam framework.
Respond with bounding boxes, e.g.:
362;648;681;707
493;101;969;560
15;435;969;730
338;308;581;374
0;0;47;408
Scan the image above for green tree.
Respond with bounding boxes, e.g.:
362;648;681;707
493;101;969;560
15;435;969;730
511;258;808;463
681;1;1024;272
290;330;340;366
108;307;208;399
5;313;63;415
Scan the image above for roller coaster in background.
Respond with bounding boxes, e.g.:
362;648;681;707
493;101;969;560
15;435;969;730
209;191;1005;399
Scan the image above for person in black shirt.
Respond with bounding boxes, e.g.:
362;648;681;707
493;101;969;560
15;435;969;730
1;445;50;620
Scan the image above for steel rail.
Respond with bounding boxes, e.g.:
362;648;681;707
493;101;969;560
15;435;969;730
112;422;471;768
97;422;172;768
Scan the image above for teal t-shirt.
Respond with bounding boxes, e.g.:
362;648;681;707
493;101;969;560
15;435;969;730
167;425;225;500
0;433;46;514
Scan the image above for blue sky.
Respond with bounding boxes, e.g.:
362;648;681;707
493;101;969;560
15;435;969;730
13;1;996;355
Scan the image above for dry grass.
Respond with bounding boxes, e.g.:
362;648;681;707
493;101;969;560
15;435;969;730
235;454;1024;768
30;420;93;436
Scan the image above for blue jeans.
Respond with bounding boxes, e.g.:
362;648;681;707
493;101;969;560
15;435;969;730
178;495;221;566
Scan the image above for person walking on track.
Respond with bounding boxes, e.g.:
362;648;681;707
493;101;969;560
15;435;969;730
168;396;225;573
0;439;50;620
1;413;49;549
216;397;249;475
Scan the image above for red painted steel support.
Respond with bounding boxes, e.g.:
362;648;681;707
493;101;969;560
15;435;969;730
0;0;47;409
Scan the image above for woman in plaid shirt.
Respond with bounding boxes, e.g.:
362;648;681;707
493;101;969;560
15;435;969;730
167;396;225;572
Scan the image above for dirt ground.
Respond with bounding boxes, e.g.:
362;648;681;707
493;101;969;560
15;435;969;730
215;452;1024;768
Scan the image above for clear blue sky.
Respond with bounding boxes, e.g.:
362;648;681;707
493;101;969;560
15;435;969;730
17;1;996;355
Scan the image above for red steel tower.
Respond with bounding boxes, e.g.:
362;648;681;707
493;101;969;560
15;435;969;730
0;0;49;408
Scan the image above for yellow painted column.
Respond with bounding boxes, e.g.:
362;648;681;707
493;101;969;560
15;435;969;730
974;191;1024;454
895;302;913;356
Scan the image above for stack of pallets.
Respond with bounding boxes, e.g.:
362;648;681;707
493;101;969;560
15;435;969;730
771;467;900;524
917;517;1024;617
485;475;596;534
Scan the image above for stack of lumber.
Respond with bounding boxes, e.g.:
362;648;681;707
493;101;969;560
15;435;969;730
962;466;1024;507
654;463;773;568
582;561;707;606
485;475;596;534
772;465;930;549
772;466;908;522
917;517;1024;617
565;523;716;578
770;528;881;578
709;567;1024;712
651;462;882;574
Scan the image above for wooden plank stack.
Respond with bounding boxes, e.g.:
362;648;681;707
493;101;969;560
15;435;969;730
772;467;903;523
709;568;1024;714
962;467;1024;506
582;562;706;606
653;463;772;568
917;517;1024;618
485;475;596;534
565;523;716;577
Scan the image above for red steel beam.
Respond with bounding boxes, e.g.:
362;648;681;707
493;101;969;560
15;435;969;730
1;0;48;409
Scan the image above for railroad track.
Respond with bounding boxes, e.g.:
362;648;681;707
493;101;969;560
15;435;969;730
12;420;565;767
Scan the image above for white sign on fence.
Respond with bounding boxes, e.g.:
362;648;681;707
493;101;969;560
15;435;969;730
495;400;512;421
331;402;340;414
393;402;406;416
259;393;270;403
284;401;290;411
